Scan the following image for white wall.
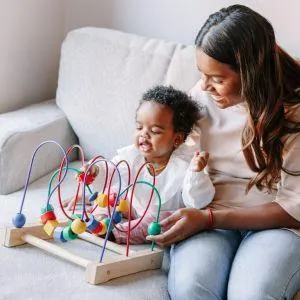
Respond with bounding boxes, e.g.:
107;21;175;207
0;0;66;113
65;0;300;59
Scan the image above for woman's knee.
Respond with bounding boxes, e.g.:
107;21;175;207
168;230;240;300
228;229;300;300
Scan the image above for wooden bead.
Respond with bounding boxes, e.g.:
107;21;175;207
102;218;114;232
91;221;103;235
62;226;78;241
89;191;98;202
112;211;122;224
76;172;95;185
147;222;161;235
98;221;107;235
71;218;87;234
12;213;26;228
41;204;54;214
40;210;56;224
86;214;99;231
53;227;67;242
116;199;128;213
96;194;108;208
108;192;117;207
44;219;59;237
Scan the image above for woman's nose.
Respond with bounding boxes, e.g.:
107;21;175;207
200;76;210;91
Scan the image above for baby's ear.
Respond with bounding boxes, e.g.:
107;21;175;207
174;132;185;148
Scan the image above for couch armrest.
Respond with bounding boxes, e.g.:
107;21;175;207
0;99;78;195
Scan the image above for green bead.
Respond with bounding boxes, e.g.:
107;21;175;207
147;222;161;235
41;204;54;214
62;226;78;240
103;218;114;232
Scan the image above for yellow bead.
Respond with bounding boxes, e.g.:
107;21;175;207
116;199;128;213
98;221;107;235
71;218;87;234
96;193;108;208
43;219;59;237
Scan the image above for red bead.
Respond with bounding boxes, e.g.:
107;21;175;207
109;192;117;207
91;221;103;234
77;172;95;185
40;210;56;224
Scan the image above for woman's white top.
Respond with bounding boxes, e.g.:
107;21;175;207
189;81;300;224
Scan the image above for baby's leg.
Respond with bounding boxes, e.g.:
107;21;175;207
113;211;172;244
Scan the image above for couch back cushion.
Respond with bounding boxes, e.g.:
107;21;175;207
56;27;200;159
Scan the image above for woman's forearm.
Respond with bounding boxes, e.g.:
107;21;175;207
212;202;300;230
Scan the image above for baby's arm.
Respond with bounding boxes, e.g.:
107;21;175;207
182;151;215;208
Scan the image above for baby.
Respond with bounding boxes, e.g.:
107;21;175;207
68;85;215;244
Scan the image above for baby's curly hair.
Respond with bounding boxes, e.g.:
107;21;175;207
140;85;201;140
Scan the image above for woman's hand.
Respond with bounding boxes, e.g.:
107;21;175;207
146;208;210;247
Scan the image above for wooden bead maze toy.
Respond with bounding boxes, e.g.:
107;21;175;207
0;141;164;284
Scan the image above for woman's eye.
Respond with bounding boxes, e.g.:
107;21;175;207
212;77;223;84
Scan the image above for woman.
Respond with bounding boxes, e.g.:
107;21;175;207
147;4;300;300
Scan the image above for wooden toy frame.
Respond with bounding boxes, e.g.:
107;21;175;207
0;221;164;285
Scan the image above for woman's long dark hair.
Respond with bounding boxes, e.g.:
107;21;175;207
195;5;300;192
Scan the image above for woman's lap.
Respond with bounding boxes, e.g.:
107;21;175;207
228;229;300;300
167;229;300;300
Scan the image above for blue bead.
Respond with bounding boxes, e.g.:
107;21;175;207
89;191;98;202
86;214;99;231
12;213;26;228
112;211;122;224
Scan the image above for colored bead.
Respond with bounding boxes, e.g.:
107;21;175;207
53;227;67;242
44;219;59;237
62;226;78;241
96;194;108;207
86;214;99;231
89;191;98;202
116;199;128;213
91;221;103;234
98;221;107;235
147;222;161;235
12;213;26;228
40;204;54;214
102;218;114;232
108;192;117;207
71;218;87;234
40;210;57;224
112;211;122;224
77;172;95;185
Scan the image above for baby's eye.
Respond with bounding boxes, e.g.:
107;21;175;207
151;130;162;135
136;123;142;130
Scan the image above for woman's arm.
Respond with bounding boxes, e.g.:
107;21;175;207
147;202;300;247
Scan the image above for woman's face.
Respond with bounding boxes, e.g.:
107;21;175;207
196;49;242;109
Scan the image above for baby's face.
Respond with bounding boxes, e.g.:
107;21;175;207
135;101;180;164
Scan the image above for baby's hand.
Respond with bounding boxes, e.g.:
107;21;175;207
190;151;209;172
81;161;99;178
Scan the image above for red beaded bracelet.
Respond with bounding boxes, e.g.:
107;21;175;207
207;208;214;230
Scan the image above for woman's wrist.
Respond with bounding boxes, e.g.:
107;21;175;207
205;207;214;230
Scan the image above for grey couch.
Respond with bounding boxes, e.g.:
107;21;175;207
0;27;200;300
1;27;299;300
